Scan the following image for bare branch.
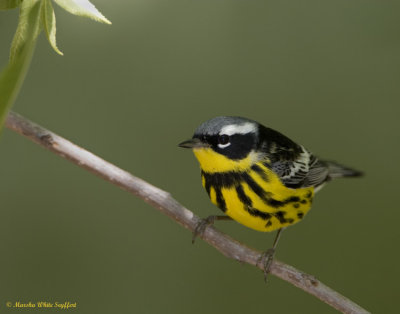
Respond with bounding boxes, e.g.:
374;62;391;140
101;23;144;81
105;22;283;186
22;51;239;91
5;111;369;314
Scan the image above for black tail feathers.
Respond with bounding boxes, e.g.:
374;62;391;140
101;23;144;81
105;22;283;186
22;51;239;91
325;161;364;179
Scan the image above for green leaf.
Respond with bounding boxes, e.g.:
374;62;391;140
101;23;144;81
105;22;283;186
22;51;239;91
0;0;21;10
0;0;41;132
0;40;36;132
9;0;43;63
41;0;63;55
53;0;111;24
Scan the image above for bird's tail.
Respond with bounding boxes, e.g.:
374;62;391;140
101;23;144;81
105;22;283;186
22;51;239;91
325;161;364;179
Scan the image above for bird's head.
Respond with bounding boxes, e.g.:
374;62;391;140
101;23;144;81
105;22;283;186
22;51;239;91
179;116;262;173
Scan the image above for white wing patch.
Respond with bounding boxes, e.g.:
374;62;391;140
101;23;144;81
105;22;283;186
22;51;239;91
280;146;311;180
220;122;257;136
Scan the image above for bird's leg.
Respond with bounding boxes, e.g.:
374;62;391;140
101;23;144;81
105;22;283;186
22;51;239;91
192;215;232;244
258;228;284;283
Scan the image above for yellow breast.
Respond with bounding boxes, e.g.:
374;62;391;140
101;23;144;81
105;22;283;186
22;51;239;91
193;147;259;172
194;148;314;232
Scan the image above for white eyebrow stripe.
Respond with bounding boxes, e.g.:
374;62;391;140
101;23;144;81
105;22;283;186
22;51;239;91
220;122;257;136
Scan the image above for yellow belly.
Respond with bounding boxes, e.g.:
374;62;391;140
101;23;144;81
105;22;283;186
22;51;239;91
220;185;313;232
201;163;314;232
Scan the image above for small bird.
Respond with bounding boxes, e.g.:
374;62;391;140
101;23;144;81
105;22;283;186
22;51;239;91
179;116;362;281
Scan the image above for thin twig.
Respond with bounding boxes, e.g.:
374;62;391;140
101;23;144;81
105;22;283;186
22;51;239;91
5;111;369;314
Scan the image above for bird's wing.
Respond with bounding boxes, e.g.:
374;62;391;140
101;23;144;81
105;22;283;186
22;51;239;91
270;146;330;189
256;125;330;189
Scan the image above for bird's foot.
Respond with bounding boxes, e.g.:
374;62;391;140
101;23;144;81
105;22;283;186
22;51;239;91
192;216;219;244
257;248;276;283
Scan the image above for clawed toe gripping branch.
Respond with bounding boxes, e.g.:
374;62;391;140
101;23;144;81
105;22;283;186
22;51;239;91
192;215;232;244
5;111;369;314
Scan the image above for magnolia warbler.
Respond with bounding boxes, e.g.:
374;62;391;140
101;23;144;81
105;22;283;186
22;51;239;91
179;116;362;280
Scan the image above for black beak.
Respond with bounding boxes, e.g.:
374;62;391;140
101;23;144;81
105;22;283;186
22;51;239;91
178;138;209;149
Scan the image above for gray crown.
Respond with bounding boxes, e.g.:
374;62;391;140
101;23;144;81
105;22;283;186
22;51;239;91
194;116;257;136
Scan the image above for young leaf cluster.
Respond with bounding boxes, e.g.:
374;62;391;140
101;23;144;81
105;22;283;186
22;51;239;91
0;0;111;132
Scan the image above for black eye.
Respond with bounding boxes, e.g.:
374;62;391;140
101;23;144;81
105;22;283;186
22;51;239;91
218;134;230;145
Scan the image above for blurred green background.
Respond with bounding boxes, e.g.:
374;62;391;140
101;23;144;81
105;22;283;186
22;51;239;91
1;0;399;313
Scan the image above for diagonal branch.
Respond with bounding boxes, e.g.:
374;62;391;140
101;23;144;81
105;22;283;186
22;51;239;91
5;111;369;314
